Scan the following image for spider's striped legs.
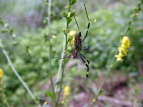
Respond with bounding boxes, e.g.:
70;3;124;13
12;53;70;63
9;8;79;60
82;4;90;43
53;50;75;59
74;16;81;33
79;53;90;78
68;52;90;79
79;53;90;64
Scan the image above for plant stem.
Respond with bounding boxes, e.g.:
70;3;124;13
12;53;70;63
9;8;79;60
55;24;68;93
47;0;56;101
0;43;38;105
55;0;76;105
92;1;143;106
55;34;67;106
55;36;66;92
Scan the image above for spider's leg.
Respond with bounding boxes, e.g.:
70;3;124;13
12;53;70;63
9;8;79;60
74;16;81;33
81;43;88;50
68;76;86;79
52;56;69;59
79;53;90;64
79;53;89;78
82;4;90;43
53;50;75;59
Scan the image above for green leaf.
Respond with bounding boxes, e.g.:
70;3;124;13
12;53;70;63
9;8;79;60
70;11;76;17
99;89;103;94
67;17;73;26
57;103;64;106
9;28;14;35
45;91;55;100
0;20;3;26
62;11;68;17
12;42;18;46
69;0;77;5
67;37;73;42
1;29;6;33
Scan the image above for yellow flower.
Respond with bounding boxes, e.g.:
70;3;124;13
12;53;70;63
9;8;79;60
62;86;70;107
64;86;70;97
121;37;130;47
61;100;64;104
68;46;71;50
44;102;48;105
64;51;67;53
0;68;3;78
68;31;76;37
67;31;76;50
92;99;96;102
94;19;96;23
115;36;130;61
68;12;71;17
65;6;71;10
52;35;57;38
115;53;124;61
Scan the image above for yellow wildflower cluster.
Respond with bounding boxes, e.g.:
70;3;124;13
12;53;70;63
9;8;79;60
63;86;70;97
62;86;70;106
68;30;76;37
67;30;76;50
0;68;3;78
115;36;130;61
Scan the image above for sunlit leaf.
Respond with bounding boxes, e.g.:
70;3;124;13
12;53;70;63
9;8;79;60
45;91;55;100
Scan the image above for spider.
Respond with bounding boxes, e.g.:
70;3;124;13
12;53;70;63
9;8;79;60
70;4;90;79
56;4;90;79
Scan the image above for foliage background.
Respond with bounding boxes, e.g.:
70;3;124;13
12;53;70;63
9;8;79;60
0;0;143;106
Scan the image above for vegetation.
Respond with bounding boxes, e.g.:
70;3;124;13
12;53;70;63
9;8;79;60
0;0;143;106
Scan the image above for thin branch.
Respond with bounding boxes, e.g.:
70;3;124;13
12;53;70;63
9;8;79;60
0;43;38;105
55;35;67;106
92;1;143;106
55;36;66;92
47;0;56;102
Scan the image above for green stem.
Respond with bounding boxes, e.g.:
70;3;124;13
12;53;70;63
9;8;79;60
56;60;66;106
91;58;116;107
5;102;10;107
12;37;32;57
55;35;66;92
47;0;56;102
55;0;76;106
55;33;67;106
91;1;143;106
0;43;39;105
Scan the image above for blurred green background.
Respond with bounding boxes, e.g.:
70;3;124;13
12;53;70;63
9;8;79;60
0;0;143;106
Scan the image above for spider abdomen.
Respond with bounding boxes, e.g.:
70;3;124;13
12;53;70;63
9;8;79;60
74;33;82;51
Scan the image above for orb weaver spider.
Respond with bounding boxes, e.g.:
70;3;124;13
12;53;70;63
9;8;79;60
69;4;90;79
56;4;90;79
